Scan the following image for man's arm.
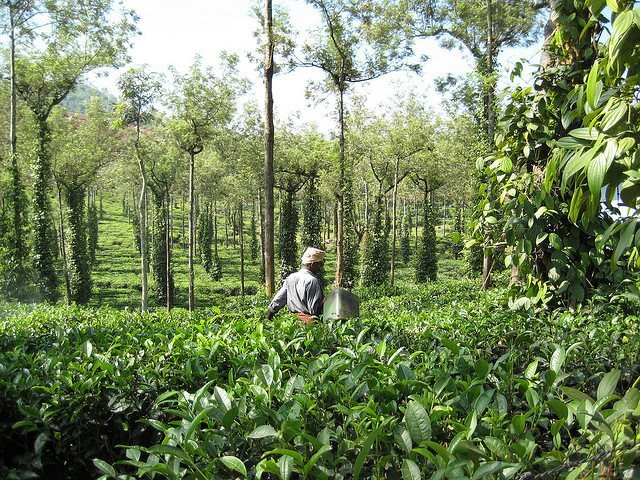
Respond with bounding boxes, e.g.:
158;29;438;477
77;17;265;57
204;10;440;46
267;283;288;319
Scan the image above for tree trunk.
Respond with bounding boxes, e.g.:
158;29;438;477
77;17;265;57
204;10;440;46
181;193;186;249
188;152;196;311
263;0;276;296
33;116;58;302
414;199;419;251
239;201;245;296
335;86;346;287
390;156;400;287
482;249;492;290
137;168;148;312
57;184;72;305
259;190;266;275
65;184;91;304
166;188;172;311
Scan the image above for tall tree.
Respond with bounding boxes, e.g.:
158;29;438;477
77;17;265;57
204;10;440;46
300;0;415;287
14;0;136;301
0;0;36;294
263;0;276;297
255;0;294;296
168;56;242;311
117;67;163;312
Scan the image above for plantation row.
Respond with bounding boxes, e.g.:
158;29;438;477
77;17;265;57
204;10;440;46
1;282;639;479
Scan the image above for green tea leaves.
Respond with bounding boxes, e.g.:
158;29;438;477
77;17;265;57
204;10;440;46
405;401;432;444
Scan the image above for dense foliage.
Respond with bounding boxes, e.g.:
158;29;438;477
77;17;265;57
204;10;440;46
476;0;640;307
1;282;638;479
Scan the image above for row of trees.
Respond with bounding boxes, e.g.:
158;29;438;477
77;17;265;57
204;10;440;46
6;0;633;309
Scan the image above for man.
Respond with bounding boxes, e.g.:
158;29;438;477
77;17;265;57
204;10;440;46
267;247;325;324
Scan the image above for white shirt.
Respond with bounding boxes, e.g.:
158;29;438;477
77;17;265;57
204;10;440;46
268;269;324;316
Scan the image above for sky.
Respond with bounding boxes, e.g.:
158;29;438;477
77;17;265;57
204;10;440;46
89;0;545;132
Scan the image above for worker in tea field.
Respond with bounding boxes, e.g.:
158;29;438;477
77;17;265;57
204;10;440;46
267;247;325;324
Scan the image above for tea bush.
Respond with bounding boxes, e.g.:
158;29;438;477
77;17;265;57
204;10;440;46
1;281;638;479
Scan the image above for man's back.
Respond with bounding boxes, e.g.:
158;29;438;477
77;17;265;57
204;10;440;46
268;268;323;316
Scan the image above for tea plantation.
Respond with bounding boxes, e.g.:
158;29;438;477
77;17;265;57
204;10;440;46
1;282;639;479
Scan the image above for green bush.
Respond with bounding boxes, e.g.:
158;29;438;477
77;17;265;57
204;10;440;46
1;283;638;479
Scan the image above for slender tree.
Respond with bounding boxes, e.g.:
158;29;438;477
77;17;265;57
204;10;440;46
168;56;242;311
117;67;163;312
301;0;415;287
263;0;276;296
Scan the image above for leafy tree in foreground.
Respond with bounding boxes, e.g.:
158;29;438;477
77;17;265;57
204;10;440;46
476;0;640;307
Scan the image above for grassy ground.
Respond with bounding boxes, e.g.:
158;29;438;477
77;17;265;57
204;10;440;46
89;197;472;309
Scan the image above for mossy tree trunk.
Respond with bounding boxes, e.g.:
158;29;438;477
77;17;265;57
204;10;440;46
64;184;91;304
33;116;59;302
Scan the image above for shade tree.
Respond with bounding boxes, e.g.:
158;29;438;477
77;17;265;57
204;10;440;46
50;98;117;304
116;66;163;312
13;0;136;302
167;55;246;309
299;0;415;288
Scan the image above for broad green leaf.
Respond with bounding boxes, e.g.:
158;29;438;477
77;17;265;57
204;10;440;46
405;400;432;444
597;369;620;400
613;221;636;263
606;0;621;13
258;364;274;387
93;459;116;478
472;461;510;479
214;386;232;411
547;399;569;420
263;449;304;465
569;127;600;141
550;346;566;374
556;136;589;149
278;455;294;480
220;456;247;477
184;406;214;443
354;428;379;480
402;459;422;480
439;337;460;354
561;387;594;403
600;98;627;131
587;153;608;195
82;340;93;357
303;445;331;476
423;441;450;463
524;359;538;379
549;233;563;249
586;60;600;110
394;426;413;453
249;424;278;439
